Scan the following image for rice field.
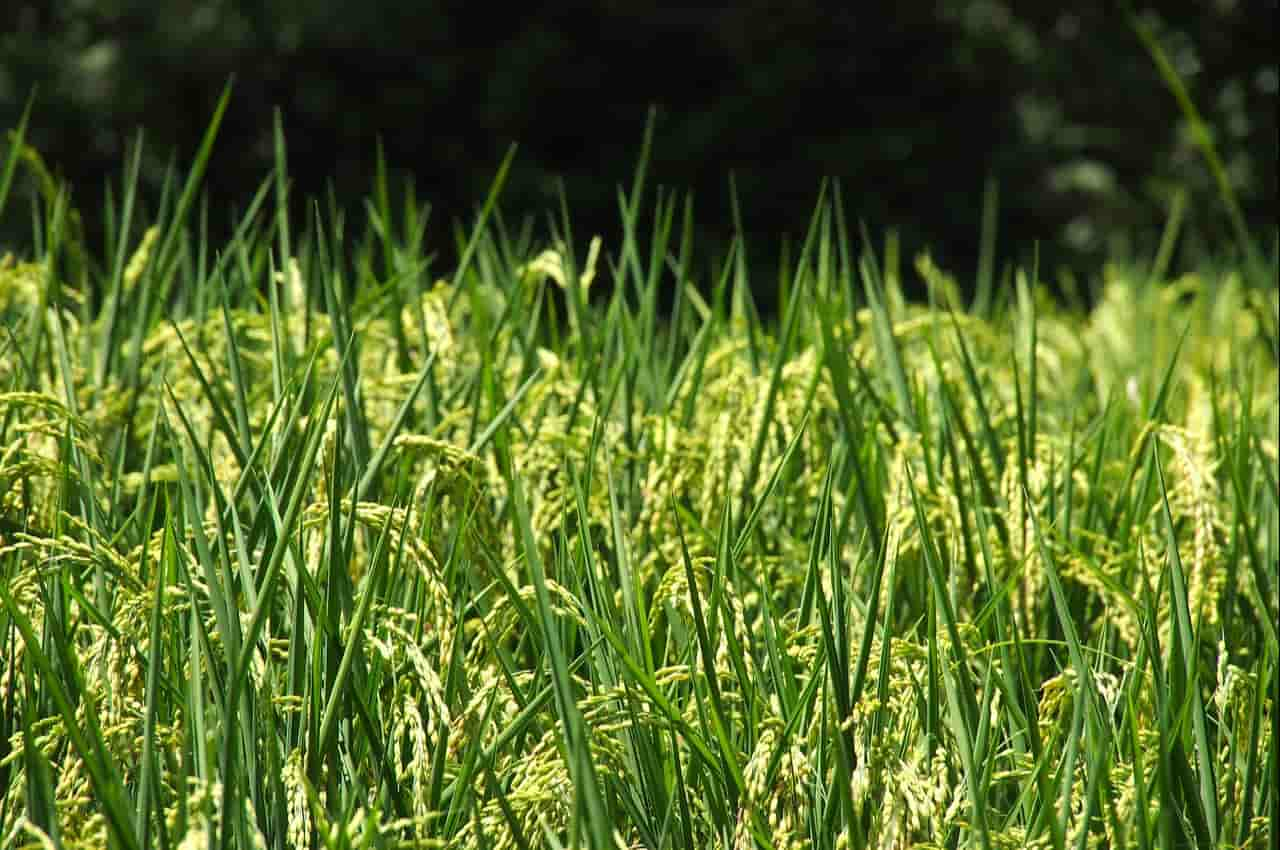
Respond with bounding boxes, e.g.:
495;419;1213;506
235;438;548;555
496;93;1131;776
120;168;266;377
0;100;1277;849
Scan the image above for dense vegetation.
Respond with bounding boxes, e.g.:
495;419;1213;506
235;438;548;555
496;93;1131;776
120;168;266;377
2;1;1275;287
0;93;1276;848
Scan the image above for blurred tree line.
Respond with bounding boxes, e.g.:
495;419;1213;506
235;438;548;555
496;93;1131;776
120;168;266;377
1;0;1275;303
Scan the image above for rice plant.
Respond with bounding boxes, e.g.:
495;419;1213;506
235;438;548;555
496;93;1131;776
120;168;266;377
0;96;1276;849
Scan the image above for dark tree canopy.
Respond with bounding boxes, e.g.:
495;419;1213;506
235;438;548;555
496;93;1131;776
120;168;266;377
2;1;1275;300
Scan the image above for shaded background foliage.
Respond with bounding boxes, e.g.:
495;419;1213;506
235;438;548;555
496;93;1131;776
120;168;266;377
1;0;1275;303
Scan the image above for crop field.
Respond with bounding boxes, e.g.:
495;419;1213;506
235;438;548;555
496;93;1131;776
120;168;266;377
0;101;1277;849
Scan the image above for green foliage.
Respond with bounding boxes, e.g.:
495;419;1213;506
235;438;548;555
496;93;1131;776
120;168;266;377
0;115;1276;849
1;2;1274;284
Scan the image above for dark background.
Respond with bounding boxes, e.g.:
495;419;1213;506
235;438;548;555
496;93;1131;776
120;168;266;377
1;1;1275;303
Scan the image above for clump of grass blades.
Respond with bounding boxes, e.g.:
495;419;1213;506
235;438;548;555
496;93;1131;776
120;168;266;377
0;99;1277;850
